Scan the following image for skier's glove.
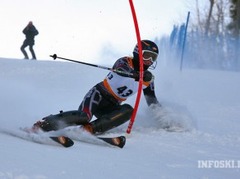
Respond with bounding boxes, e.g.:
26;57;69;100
133;70;154;83
143;70;154;83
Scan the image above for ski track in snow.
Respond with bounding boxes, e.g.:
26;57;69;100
0;58;240;179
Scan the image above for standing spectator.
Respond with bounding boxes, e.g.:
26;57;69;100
20;21;39;60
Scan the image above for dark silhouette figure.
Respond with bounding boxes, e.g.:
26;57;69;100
20;21;39;60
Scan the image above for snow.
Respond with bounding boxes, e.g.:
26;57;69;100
0;57;240;179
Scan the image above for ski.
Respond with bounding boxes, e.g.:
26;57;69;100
49;136;74;148
62;127;127;148
49;136;126;148
0;126;126;148
19;127;74;148
0;128;73;148
49;135;125;148
20;127;126;148
96;136;126;148
47;134;125;148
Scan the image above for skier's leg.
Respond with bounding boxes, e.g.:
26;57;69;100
35;86;102;132
35;110;89;132
29;45;36;59
87;104;133;134
20;42;29;59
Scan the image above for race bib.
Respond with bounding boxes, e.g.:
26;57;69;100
105;72;139;100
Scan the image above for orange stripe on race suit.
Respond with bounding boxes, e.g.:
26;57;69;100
143;80;150;87
103;79;126;102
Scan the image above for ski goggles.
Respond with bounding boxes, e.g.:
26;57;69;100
142;50;158;65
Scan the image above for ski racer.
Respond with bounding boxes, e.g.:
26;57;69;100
33;40;161;134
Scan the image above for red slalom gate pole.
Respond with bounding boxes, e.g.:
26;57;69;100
126;0;143;134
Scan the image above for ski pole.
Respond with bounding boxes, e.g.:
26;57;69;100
180;11;190;71
50;54;136;78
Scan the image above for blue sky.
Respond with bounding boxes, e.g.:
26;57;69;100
0;0;191;62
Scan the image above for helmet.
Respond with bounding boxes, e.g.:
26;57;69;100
133;40;159;68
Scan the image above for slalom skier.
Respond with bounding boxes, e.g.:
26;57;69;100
33;40;161;134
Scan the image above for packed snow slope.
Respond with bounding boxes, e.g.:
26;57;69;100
0;57;240;179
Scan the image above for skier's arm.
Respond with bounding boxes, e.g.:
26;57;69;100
23;27;28;34
112;57;137;78
143;82;161;107
29;26;39;36
33;26;39;36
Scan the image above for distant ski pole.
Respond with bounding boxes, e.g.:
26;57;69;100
50;54;135;78
180;11;190;71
